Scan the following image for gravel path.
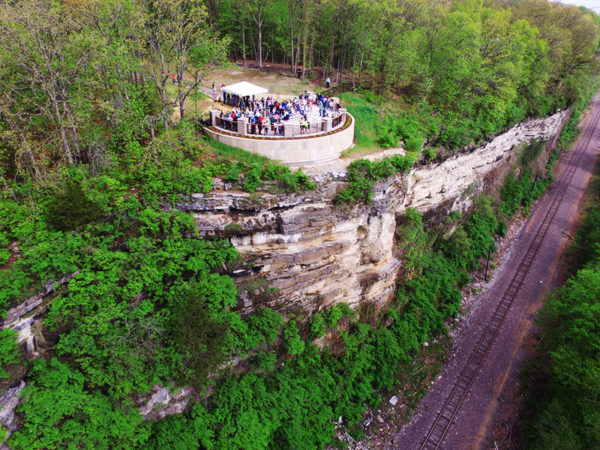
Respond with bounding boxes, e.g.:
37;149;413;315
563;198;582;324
385;91;600;450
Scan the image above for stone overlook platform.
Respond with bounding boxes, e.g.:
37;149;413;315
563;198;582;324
203;109;355;167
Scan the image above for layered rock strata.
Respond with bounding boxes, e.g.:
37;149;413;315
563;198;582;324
178;112;567;317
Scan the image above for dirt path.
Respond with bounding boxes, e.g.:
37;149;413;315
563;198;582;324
385;90;600;450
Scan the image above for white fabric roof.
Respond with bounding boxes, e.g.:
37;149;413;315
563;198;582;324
221;81;268;97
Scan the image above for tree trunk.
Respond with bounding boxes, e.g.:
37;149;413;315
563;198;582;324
61;95;81;161
151;43;170;130
48;86;74;164
242;20;247;66
179;97;185;120
3;114;41;180
308;25;315;76
295;28;301;72
258;25;262;67
0;171;18;201
160;78;169;129
302;9;307;79
328;39;335;81
359;32;366;83
289;1;295;72
254;3;264;68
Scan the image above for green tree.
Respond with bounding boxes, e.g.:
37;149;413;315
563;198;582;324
11;359;150;449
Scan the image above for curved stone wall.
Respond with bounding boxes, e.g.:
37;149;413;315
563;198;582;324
203;114;355;167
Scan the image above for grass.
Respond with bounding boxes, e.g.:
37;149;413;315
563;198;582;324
338;91;417;157
205;137;276;166
338;92;381;151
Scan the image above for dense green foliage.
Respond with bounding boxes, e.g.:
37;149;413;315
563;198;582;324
11;359;150;449
333;154;417;205
500;141;558;217
0;159;297;447
557;75;600;150
213;0;599;151
0;329;20;379
0;0;598;447
520;166;600;449
137;202;511;448
0;166;514;448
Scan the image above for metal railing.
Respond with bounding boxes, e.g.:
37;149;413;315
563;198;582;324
245;122;285;136
214;116;238;132
211;113;347;138
287;121;322;137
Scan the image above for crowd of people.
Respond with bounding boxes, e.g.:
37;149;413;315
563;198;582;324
217;91;341;136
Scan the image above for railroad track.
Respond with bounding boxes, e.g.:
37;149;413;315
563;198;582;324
419;100;600;450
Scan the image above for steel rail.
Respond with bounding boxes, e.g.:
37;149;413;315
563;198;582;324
418;101;600;450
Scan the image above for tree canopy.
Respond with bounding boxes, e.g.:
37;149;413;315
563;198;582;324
0;0;599;448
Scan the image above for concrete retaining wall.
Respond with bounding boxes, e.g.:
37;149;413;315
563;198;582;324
203;114;355;167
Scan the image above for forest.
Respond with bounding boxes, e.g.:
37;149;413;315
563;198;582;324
0;0;599;448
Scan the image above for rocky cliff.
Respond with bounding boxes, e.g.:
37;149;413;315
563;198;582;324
177;112;567;318
0;112;567;428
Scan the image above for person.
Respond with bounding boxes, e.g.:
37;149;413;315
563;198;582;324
171;73;176;84
325;76;331;88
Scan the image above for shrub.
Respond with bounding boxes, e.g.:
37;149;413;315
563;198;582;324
283;320;305;355
243;164;262;193
406;136;425;153
44;180;103;231
334;155;416;205
0;328;19;378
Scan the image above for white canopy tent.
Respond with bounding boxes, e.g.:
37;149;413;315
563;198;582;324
221;81;268;97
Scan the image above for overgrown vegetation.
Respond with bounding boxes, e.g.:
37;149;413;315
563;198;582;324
203;139;315;194
519;162;600;449
0;0;598;447
500;141;558;217
142;200;514;448
0;159;537;447
214;0;600;154
333;154;417;205
557;75;600;150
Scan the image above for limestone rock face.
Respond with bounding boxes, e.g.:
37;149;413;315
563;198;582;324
138;385;193;420
0;381;25;440
176;112;566;317
403;112;567;212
